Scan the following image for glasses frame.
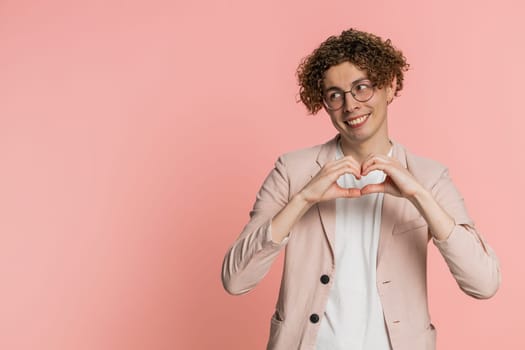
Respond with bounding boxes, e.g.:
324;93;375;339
322;80;376;111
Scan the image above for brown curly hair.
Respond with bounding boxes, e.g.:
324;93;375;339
296;28;409;115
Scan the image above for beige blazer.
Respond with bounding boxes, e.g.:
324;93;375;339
222;135;500;350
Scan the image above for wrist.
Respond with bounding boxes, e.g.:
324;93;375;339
407;185;431;207
293;191;315;211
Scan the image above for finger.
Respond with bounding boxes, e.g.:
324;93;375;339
361;161;393;176
361;177;402;197
310;164;361;199
335;155;362;170
360;182;386;195
334;185;362;198
361;157;385;175
327;157;362;177
361;154;393;174
328;162;362;180
341;155;362;170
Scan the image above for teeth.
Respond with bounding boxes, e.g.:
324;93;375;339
347;114;370;126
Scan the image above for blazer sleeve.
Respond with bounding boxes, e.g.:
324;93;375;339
221;156;291;295
431;169;501;299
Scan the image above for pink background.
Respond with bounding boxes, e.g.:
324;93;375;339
1;0;523;349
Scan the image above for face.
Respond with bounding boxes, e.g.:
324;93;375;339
322;61;396;148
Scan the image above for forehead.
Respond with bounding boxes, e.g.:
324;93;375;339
323;61;368;89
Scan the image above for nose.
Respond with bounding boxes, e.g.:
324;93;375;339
344;92;360;112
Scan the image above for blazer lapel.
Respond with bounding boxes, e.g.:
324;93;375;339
311;136;409;267
376;140;408;268
313;135;339;261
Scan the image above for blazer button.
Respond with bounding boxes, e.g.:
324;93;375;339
320;275;330;284
310;313;320;323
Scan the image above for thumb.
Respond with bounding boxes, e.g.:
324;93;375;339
334;184;362;198
360;182;386;195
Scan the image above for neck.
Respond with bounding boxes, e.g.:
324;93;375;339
339;136;392;165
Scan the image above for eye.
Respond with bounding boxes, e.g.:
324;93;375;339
327;90;343;101
354;83;371;92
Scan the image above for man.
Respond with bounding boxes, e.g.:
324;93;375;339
221;28;500;350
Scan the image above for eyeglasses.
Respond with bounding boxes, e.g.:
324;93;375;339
322;79;376;111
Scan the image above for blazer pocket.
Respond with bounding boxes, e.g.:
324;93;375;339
268;310;284;348
271;309;284;324
392;216;427;235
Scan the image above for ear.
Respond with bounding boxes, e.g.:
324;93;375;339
387;75;397;103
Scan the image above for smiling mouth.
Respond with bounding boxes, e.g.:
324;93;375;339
344;113;371;128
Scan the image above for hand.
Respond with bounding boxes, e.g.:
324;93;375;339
299;156;363;204
360;154;424;199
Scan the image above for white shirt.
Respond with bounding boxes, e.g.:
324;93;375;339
316;142;393;350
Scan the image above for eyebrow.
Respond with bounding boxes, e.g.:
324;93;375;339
324;77;371;91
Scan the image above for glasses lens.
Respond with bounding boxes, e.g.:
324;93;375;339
323;89;344;110
352;82;374;102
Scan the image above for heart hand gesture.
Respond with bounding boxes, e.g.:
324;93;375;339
299;153;424;205
360;154;424;198
299;155;363;204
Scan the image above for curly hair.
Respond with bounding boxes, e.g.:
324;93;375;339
296;28;409;115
